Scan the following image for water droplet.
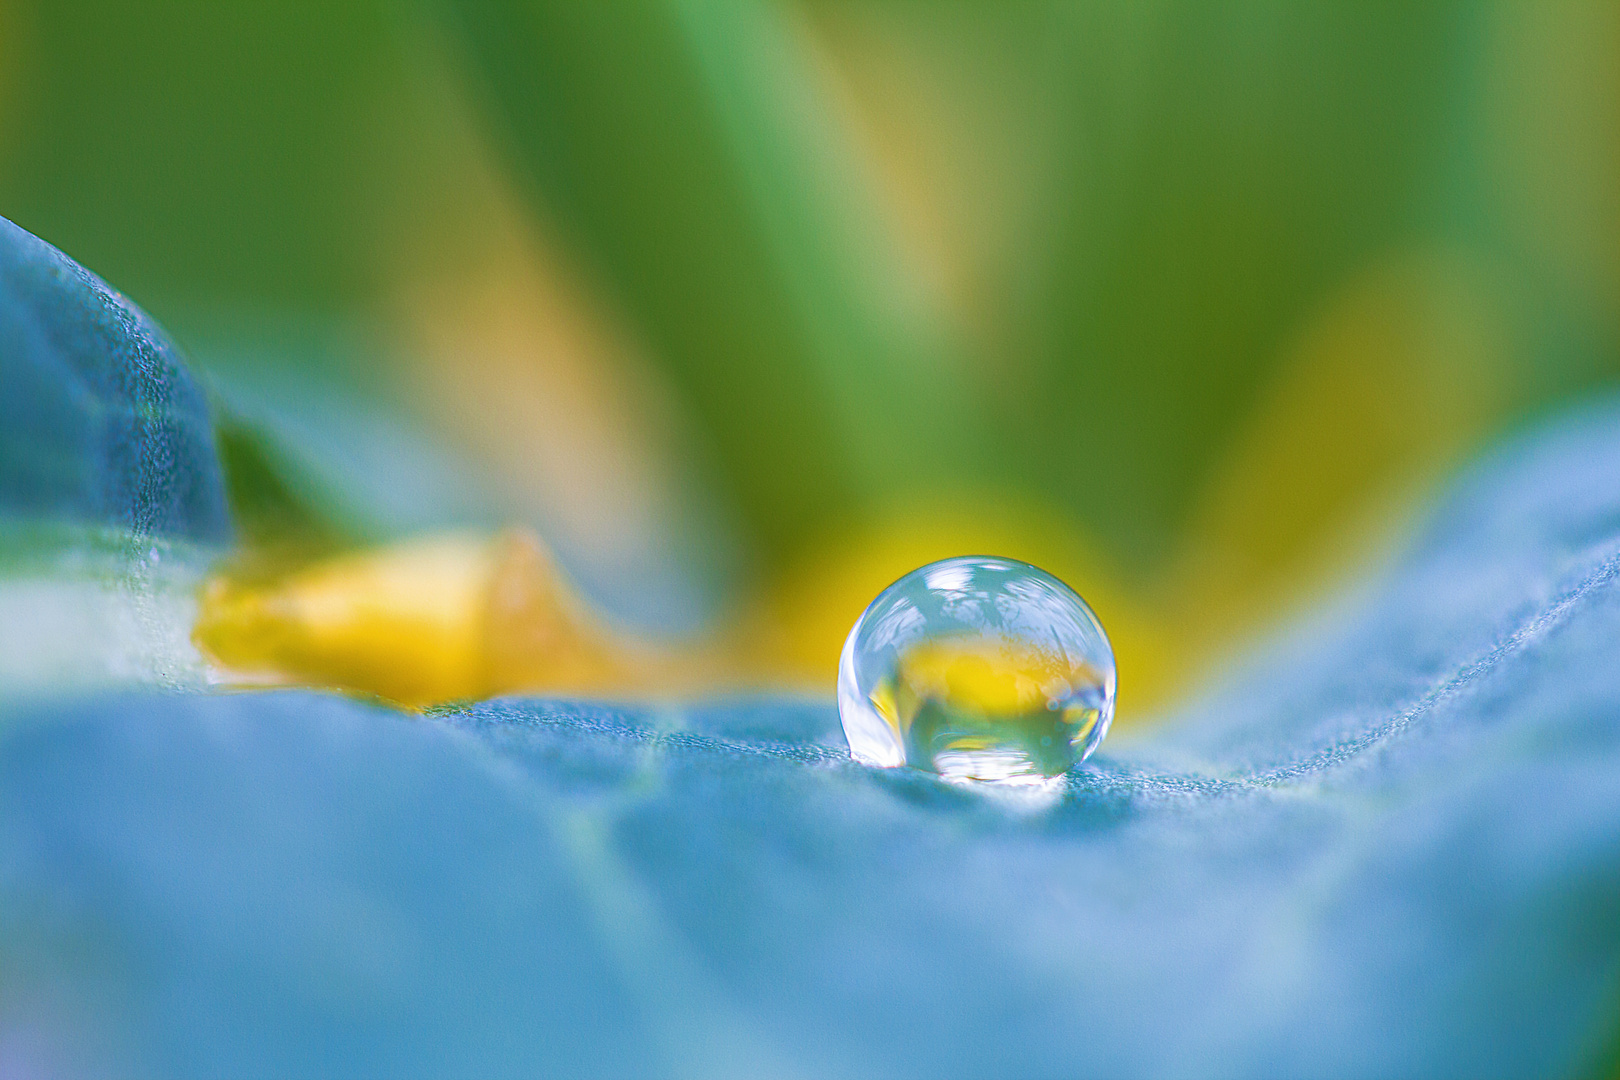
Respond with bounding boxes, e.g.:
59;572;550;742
838;556;1115;784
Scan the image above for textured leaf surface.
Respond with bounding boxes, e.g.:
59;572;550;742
4;404;1620;1077
0;217;229;699
0;216;228;544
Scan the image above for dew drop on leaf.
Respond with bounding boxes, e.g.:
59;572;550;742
838;556;1116;784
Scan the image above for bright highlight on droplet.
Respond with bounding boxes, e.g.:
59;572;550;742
838;556;1116;784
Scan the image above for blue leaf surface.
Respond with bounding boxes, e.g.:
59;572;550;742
0;216;228;544
4;404;1620;1077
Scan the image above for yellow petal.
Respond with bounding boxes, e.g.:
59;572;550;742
194;530;628;706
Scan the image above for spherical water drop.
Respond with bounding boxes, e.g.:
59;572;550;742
838;556;1116;784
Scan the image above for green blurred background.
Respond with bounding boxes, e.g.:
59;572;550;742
1;0;1615;715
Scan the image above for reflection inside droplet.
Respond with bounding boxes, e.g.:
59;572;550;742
838;556;1115;784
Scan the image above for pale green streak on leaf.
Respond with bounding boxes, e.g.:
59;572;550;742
666;0;988;499
441;0;986;554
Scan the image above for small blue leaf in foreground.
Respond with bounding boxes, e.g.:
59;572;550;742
0;216;229;543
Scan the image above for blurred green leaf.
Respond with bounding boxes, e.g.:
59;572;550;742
0;1;409;313
441;0;992;558
1017;2;1481;562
